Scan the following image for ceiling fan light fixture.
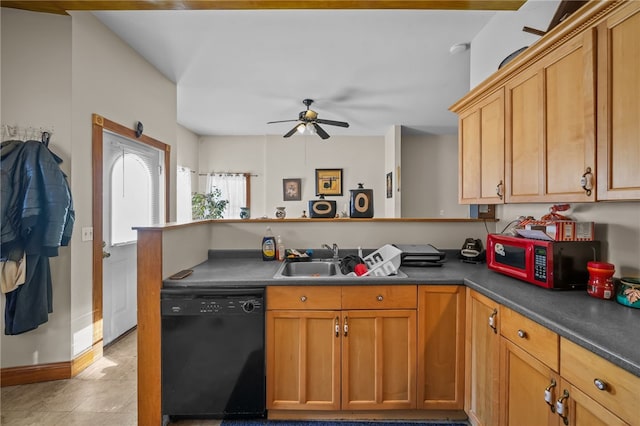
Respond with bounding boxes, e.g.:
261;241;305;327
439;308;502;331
306;123;316;135
296;123;306;134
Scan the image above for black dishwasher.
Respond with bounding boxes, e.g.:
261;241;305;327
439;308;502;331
161;287;265;421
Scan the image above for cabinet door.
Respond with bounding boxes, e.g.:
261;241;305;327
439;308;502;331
500;339;560;426
465;289;501;426
459;89;505;204
506;31;596;203
417;285;465;410
597;1;640;200
266;310;341;410
342;309;416;410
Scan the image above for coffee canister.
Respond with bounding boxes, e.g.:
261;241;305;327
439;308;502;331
349;183;374;218
586;261;615;300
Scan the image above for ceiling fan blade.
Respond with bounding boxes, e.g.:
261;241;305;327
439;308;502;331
283;125;300;138
316;118;350;128
267;119;299;124
313;123;330;140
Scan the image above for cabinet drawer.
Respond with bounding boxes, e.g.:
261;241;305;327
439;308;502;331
561;337;640;425
501;307;559;371
267;286;341;310
342;285;416;309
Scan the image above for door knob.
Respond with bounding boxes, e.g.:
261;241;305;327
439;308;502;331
102;241;111;259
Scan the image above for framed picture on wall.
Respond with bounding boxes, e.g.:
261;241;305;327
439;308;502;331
386;172;393;198
315;168;343;196
283;178;302;201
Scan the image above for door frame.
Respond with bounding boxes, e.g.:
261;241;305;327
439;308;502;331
91;113;170;347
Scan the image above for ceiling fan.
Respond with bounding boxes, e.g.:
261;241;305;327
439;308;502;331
267;99;350;140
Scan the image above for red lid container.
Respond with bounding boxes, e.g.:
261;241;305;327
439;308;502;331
587;261;615;300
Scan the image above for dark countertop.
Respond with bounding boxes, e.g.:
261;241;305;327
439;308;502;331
163;249;640;378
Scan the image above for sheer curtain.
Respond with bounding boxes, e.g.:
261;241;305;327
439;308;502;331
206;173;246;219
176;166;193;222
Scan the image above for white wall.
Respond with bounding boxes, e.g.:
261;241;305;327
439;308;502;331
402;133;468;218
70;11;177;357
470;0;561;88
472;1;640;276
384;125;402;217
1;8;179;368
177;124;200;191
199;134;385;219
1;8;73;366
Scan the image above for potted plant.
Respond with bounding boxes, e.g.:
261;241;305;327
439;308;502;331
192;187;229;219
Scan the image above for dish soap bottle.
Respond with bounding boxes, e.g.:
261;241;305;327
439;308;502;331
276;235;285;261
262;227;276;261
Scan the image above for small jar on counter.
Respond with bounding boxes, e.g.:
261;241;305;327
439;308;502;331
586;261;615;300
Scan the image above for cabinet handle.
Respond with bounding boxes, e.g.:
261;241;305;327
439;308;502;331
580;167;593;196
517;329;527;339
343;316;348;337
300;295;307;302
335;316;340;338
488;309;498;334
544;378;556;413
496;180;503;200
377;295;383;301
556;389;569;425
593;378;608;391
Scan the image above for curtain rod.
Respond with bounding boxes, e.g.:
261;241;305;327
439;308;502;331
198;172;258;177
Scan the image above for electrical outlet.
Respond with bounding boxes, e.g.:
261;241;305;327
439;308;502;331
81;227;93;242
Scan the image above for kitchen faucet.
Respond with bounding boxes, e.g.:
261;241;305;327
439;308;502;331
322;243;340;260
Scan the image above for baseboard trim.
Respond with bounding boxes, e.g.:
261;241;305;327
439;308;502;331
1;341;103;387
0;361;71;387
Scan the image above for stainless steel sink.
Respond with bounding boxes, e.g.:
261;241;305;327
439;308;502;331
277;260;340;277
273;259;408;279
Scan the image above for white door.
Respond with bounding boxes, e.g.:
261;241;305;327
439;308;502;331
102;131;164;345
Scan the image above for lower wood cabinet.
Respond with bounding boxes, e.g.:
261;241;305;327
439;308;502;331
266;285;417;412
417;286;466;410
499;306;560;426
466;291;639;426
465;288;501;426
559;338;639;426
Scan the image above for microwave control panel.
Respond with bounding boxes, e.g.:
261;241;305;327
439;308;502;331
534;246;547;282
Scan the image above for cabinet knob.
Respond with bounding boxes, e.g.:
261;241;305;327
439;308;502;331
496;180;504;200
593;378;608;391
517;329;527;338
377;295;384;301
300;295;307;302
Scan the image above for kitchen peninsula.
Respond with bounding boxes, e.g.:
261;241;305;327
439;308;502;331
136;220;640;426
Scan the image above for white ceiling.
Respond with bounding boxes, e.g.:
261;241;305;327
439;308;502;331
93;9;500;138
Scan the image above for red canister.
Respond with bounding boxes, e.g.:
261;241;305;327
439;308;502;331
587;261;615;300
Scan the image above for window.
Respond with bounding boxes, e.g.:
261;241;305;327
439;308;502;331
206;173;248;219
105;131;164;245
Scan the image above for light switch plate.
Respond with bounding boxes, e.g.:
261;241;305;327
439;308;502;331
81;227;93;242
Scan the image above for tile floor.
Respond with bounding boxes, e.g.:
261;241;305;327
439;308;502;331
0;330;224;426
1;331;140;425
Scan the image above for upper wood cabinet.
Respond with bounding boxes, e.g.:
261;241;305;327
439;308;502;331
596;1;640;200
505;30;596;203
458;89;505;204
452;0;640;204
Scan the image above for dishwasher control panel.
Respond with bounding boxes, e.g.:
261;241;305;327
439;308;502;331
161;296;263;316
